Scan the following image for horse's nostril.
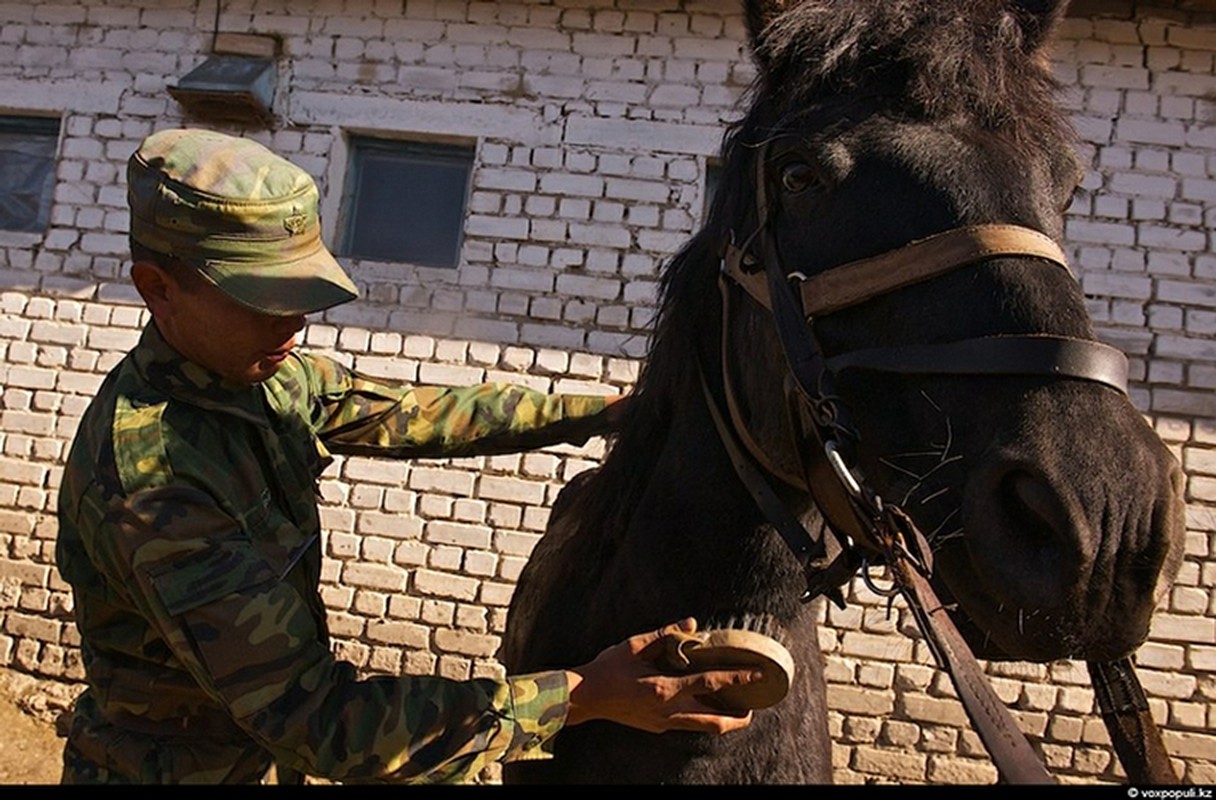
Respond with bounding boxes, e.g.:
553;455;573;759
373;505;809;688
963;465;1089;615
999;470;1069;543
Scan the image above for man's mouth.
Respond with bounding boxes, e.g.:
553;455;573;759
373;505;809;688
267;338;296;357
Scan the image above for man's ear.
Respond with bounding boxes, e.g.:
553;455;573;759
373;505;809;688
131;260;175;320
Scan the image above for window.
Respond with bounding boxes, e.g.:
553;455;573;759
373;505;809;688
0;116;59;233
340;137;473;268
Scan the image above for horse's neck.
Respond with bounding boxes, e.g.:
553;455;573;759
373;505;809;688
603;398;816;619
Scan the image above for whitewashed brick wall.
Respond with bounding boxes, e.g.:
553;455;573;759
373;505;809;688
0;0;1211;785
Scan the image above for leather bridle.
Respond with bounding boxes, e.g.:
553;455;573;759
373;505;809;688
703;142;1178;784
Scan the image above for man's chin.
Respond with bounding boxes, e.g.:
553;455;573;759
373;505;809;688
243;357;288;384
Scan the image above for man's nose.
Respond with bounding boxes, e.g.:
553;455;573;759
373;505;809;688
274;314;307;335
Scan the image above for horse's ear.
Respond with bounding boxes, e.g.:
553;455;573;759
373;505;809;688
1012;0;1071;53
745;0;799;67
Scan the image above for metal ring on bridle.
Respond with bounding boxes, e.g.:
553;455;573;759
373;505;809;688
860;557;901;598
824;440;862;499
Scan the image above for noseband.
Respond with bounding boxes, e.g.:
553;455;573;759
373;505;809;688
702;144;1175;785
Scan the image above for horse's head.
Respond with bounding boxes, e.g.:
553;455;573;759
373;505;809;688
689;0;1184;662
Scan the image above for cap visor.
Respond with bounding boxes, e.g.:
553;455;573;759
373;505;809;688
200;248;358;316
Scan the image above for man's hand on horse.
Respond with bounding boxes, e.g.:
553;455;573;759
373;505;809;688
563;617;756;735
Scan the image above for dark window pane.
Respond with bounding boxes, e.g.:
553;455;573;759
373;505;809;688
342;138;472;268
0;116;59;233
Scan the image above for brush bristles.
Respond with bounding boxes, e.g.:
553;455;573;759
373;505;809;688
701;612;788;646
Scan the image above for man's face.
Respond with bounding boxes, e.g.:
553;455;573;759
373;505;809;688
142;262;307;385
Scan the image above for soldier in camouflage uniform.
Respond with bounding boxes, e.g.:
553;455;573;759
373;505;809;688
55;129;757;784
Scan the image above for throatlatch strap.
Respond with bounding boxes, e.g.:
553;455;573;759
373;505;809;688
699;374;826;570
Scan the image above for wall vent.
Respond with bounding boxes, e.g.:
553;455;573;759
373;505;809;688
168;55;277;124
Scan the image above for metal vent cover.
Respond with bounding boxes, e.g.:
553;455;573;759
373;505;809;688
168;55;276;124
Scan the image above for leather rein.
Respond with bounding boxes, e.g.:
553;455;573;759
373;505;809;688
705;144;1178;784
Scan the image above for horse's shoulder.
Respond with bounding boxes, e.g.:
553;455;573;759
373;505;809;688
501;470;609;670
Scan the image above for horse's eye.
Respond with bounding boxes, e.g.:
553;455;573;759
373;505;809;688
780;162;816;194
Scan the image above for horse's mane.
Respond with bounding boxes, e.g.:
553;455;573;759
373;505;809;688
560;0;1074;540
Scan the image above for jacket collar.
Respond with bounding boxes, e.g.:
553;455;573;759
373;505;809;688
130;323;270;427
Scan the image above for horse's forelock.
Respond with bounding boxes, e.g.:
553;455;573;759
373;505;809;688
755;0;1067;139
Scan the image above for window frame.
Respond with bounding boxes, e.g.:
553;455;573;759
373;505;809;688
337;135;475;270
0;114;61;234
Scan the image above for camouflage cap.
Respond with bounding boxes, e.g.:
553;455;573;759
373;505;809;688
128;128;358;316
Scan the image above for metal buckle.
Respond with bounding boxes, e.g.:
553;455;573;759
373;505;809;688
824;440;862;498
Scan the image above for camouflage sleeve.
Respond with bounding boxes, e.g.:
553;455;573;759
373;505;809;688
100;483;570;783
286;352;621;458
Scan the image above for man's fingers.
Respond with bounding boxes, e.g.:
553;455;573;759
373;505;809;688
568;619;762;735
656;616;697;639
662;709;753;735
630;617;698;656
675;667;764;695
603;394;634;427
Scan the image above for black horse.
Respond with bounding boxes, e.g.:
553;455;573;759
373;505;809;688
501;0;1185;784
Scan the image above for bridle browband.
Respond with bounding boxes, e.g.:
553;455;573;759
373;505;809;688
703;142;1177;785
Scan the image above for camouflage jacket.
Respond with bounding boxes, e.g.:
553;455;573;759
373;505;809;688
55;323;617;784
